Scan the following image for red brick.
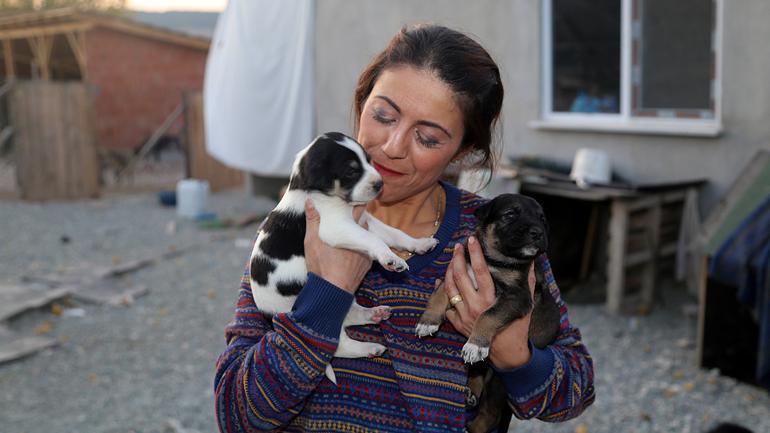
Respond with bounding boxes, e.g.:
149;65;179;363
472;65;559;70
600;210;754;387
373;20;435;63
85;27;207;150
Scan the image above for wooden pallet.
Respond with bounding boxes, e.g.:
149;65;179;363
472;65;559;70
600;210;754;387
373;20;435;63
606;188;695;314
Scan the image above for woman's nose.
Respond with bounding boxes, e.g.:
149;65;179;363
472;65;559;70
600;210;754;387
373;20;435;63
381;128;408;159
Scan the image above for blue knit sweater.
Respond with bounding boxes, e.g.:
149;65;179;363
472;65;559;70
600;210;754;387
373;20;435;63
214;182;595;432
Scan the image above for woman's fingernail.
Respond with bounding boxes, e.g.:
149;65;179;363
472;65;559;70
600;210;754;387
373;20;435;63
468;236;476;245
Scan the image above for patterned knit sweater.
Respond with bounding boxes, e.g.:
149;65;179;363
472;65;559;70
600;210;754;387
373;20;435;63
214;182;595;433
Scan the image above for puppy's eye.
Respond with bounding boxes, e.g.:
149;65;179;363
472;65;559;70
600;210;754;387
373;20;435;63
503;208;520;220
342;168;358;179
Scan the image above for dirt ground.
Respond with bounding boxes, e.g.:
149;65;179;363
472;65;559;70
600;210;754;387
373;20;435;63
0;186;768;433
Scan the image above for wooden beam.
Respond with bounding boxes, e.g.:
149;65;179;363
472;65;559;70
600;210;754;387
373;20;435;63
65;31;87;80
2;39;14;79
0;22;92;41
27;35;53;80
640;198;662;310
26;36;38;78
40;35;54;80
696;255;709;366
606;199;630;314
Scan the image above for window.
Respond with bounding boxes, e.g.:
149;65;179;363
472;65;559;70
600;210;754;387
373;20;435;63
538;0;722;135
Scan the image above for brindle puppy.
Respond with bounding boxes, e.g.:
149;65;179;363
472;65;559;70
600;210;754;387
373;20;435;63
415;193;561;433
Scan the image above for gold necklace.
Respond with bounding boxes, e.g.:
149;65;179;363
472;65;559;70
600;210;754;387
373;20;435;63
393;187;443;260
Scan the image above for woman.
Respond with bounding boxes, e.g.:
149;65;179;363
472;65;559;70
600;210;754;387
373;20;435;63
215;24;594;433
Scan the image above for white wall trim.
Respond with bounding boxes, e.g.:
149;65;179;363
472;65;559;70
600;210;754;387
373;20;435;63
529;118;722;137
539;0;723;134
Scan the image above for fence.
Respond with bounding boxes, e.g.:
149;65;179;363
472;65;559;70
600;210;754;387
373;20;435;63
12;80;99;200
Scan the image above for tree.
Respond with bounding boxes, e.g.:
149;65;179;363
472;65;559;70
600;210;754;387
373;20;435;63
0;0;126;12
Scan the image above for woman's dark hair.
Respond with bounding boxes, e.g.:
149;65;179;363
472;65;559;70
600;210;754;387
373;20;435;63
353;24;504;172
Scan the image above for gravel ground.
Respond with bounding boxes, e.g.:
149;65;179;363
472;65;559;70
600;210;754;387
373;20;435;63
1;190;768;433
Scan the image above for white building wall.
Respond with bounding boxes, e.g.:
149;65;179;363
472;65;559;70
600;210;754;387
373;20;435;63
315;0;770;215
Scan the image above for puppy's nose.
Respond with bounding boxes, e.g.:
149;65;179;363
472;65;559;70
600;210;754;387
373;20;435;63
529;227;543;240
372;180;383;193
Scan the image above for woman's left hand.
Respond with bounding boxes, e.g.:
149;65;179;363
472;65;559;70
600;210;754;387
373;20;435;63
444;236;536;369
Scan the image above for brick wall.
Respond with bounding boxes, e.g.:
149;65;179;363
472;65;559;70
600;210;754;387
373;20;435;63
85;27;208;150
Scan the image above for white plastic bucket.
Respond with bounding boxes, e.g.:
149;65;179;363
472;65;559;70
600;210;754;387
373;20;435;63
176;179;210;219
570;148;611;188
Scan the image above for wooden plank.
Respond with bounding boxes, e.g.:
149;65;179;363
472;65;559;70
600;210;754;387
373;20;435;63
185;91;243;192
27;35;53;80
659;242;678;257
0;22;92;41
579;204;600;279
640;199;662;309
65;82;98;198
73;283;149;306
12;81;99;200
0;285;71;322
625;249;653;268
65;31;87;80
2;38;14;78
41;35;53;80
661;190;687;204
0;335;58;364
607;199;630;313
696;256;709;366
521;182;638;202
627;195;661;212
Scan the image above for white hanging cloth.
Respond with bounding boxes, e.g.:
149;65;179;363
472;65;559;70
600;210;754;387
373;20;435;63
203;0;315;176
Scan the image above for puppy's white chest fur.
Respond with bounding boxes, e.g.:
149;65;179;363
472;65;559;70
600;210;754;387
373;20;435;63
246;132;439;384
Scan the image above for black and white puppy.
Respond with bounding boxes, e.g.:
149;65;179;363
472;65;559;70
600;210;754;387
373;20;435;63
415;193;560;432
250;132;438;383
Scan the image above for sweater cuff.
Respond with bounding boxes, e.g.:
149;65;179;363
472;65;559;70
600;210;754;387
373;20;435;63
492;340;555;397
290;272;354;339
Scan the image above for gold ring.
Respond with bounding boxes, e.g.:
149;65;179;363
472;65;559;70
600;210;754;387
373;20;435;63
449;294;463;307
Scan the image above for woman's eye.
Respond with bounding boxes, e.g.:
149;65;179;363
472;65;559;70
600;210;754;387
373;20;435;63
415;130;439;148
372;109;395;125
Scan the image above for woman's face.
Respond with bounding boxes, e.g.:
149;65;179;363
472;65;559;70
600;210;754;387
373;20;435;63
358;66;466;204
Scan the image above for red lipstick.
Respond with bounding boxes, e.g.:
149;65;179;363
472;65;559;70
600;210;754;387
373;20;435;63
373;161;405;176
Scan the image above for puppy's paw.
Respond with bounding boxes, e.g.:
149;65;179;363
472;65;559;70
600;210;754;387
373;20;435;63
461;342;489;364
465;388;479;408
369;305;391;323
415;323;440;338
368;344;387;358
411;237;439;255
377;251;409;272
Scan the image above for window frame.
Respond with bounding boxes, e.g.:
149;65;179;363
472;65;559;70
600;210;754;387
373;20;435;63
534;0;723;137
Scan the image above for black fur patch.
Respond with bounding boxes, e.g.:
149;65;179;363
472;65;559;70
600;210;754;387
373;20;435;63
288;133;366;200
259;212;306;261
250;255;275;286
276;281;304;296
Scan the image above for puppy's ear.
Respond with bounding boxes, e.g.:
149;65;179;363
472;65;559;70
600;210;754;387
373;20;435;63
474;200;494;222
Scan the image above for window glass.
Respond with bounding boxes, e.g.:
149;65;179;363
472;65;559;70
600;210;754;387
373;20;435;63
552;0;621;113
638;0;714;111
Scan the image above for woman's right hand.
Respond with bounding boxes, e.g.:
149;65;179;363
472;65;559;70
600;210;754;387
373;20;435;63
304;198;372;294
